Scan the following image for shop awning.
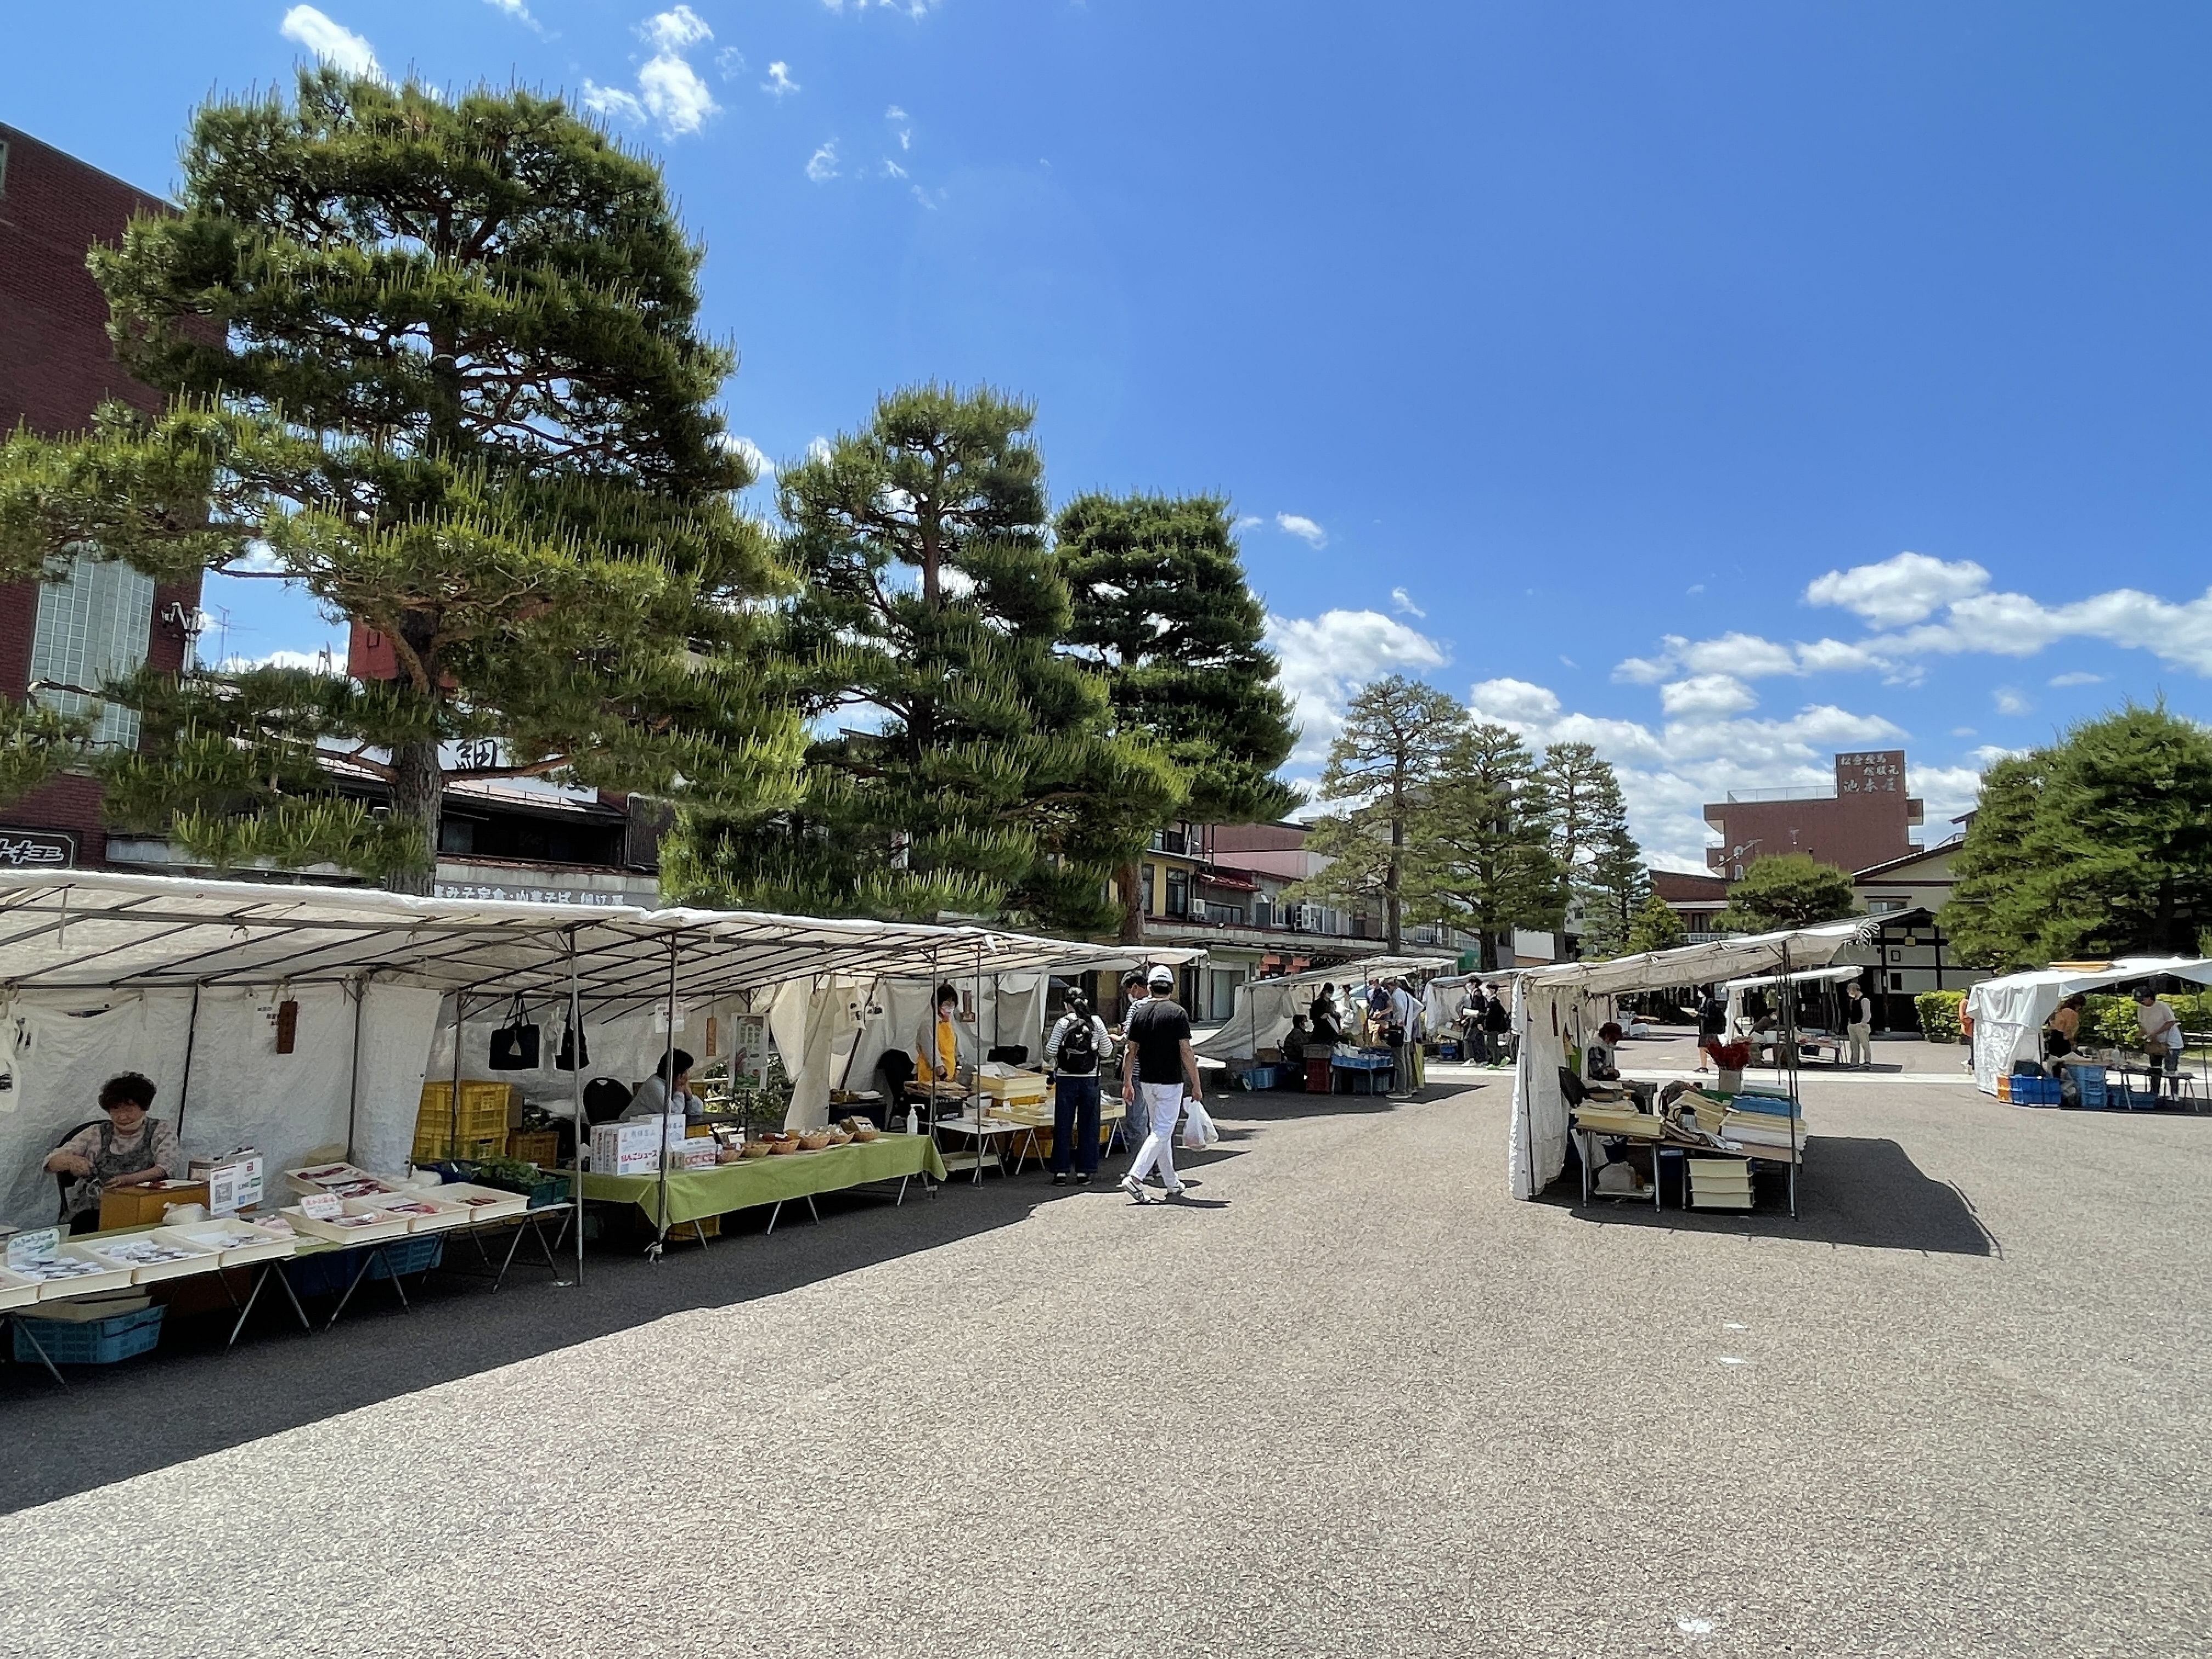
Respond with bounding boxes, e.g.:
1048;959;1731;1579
0;871;1199;1017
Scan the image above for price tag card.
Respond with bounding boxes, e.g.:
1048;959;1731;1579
7;1227;60;1268
297;1194;345;1221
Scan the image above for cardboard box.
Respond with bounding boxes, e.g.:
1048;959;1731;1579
99;1181;211;1231
591;1121;662;1177
670;1139;719;1171
190;1152;266;1217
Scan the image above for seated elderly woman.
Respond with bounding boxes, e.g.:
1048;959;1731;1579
44;1071;188;1233
623;1049;705;1123
1583;1023;1657;1110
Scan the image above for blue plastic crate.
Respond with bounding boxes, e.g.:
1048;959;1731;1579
2075;1073;2108;1109
283;1235;445;1300
13;1304;165;1365
1232;1064;1278;1091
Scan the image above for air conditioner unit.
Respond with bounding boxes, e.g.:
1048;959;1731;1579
1296;905;1320;932
1188;898;1207;921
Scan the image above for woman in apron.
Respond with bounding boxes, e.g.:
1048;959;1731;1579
44;1072;187;1233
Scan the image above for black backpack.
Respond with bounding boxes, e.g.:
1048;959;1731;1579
1057;1017;1099;1076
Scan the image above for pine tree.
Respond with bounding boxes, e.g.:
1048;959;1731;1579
1056;493;1297;941
1716;853;1857;933
1289;675;1465;951
1530;740;1638;957
0;71;801;891
1623;890;1688;954
665;385;1181;932
0;704;92;812
1945;706;2212;965
1406;723;1566;970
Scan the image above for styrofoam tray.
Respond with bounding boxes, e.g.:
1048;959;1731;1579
0;1266;39;1312
13;1252;136;1300
347;1195;473;1234
422;1182;528;1222
286;1162;403;1201
282;1205;411;1244
157;1218;297;1266
73;1234;224;1285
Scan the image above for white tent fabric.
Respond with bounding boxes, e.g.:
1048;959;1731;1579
1192;957;1455;1063
1963;958;2212;1094
0;981;441;1232
0;871;1198;1222
1722;964;1865;1036
1506;918;1879;1200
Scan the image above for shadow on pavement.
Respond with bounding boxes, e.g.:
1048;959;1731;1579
1543;1134;1996;1257
0;1161;1218;1515
1217;1079;1494;1125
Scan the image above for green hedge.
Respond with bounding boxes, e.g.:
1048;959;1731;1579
1916;990;1964;1042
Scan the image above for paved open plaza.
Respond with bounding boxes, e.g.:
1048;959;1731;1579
3;1048;2206;1659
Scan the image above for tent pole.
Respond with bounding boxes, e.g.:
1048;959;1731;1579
1781;941;1799;1219
174;984;202;1141
343;976;365;1159
654;933;679;1260
567;927;584;1287
447;989;466;1159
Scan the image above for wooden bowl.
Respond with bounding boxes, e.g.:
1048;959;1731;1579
766;1139;800;1155
797;1131;834;1151
740;1141;774;1159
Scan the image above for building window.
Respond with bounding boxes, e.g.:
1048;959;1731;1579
29;550;155;749
1165;868;1189;918
1141;864;1156;916
1867;897;1906;915
1890;972;1904;991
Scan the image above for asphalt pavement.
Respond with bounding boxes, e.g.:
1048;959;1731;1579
2;1069;2208;1658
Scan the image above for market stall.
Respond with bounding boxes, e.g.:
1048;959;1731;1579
0;872;1176;1307
1964;957;2212;1096
1508;918;1882;1214
1193;957;1455;1066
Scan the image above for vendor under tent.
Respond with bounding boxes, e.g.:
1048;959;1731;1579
1722;964;1866;1065
1507;917;1883;1214
0;871;1169;1277
1193;957;1455;1065
1965;958;2212;1095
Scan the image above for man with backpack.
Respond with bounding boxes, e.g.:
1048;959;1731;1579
1045;992;1114;1186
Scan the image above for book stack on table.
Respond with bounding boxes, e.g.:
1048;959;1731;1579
1717;1093;1804;1163
1688;1158;1756;1210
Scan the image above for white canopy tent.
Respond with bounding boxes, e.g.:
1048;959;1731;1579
1506;918;1881;1205
0;872;1175;1259
1193;957;1455;1064
1963;958;2212;1094
1722;963;1865;1037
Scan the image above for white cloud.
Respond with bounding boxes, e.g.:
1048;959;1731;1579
714;47;747;78
279;6;380;78
1465;676;1919;865
717;434;774;484
2048;670;2104;687
215;647;343;676
1805;551;1991;626
886;105;912;149
910;185;944;208
1659;674;1758;718
582;82;647;123
1232;515;1263;532
805;141;840;182
642;4;712;51
1265;610;1449;764
821;0;938;14
1912;764;1988;833
1275;513;1327;548
1951;726;1977;737
585;8;721;138
481;0;541;29
762;61;800;98
806;436;834;464
1993;687;2032;716
881;157;908;179
1390;587;1425;619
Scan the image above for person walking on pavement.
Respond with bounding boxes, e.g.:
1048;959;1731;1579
1482;983;1513;1066
1122;965;1205;1204
1843;980;1875;1069
1386;977;1422;1096
1118;968;1152;1153
1695;985;1728;1073
1045;992;1114;1185
1459;985;1491;1066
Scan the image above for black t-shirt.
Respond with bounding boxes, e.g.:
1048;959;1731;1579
1128;998;1193;1085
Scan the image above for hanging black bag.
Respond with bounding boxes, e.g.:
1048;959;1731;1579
488;994;541;1071
554;1009;588;1072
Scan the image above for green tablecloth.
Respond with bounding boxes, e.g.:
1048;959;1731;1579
577;1135;948;1227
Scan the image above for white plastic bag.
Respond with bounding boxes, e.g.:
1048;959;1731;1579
1180;1099;1220;1151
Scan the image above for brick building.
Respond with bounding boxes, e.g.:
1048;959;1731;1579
0;125;199;870
1704;749;1924;878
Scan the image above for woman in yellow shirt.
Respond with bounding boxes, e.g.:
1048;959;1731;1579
913;983;969;1092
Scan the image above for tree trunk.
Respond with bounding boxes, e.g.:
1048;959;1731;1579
1386;798;1404;953
388;736;442;896
1115;860;1147;946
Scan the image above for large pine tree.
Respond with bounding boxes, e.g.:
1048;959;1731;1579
666;385;1180;932
1290;675;1466;951
1529;740;1640;958
1407;723;1566;970
0;71;801;890
1056;493;1297;941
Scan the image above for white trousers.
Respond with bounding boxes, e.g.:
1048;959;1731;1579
1848;1023;1872;1065
1128;1082;1186;1190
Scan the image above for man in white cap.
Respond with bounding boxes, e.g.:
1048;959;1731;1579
1122;963;1204;1203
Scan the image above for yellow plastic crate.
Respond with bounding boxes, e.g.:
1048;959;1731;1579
417;1081;518;1138
409;1127;508;1164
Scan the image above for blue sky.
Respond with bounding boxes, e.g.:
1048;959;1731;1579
8;1;2212;866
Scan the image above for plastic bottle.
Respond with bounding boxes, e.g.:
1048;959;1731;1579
905;1107;918;1136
